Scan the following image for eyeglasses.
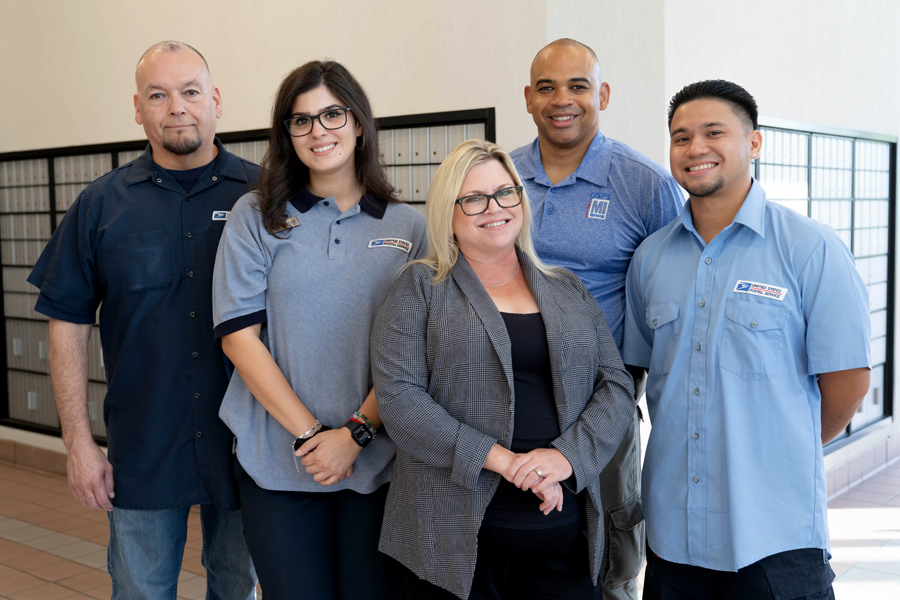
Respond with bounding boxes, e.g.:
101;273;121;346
283;107;352;137
455;186;524;216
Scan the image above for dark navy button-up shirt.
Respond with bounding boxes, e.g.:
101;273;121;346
27;139;260;510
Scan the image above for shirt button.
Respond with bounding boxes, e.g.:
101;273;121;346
547;208;554;215
751;321;757;328
336;220;341;225
186;232;192;238
335;239;341;244
196;431;203;438
212;176;218;181
190;312;196;318
652;318;658;326
194;392;200;399
692;433;700;439
699;300;706;307
156;178;162;183
696;343;701;350
188;271;194;277
550;188;557;193
192;352;198;358
694;388;700;395
323;201;330;207
693;476;700;483
705;258;712;264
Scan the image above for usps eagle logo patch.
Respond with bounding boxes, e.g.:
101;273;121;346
585;193;611;220
212;211;230;221
368;238;412;254
733;280;788;302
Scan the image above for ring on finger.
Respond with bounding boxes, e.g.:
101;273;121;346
553;483;558;489
535;468;543;477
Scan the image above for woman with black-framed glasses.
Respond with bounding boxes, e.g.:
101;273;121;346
212;60;425;599
372;139;636;599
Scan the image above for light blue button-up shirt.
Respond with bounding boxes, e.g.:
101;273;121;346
623;180;871;571
511;132;684;351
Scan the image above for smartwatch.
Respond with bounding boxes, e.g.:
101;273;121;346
344;420;374;448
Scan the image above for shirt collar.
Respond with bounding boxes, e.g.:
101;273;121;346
681;178;767;238
289;187;388;219
126;138;249;187
516;130;611;188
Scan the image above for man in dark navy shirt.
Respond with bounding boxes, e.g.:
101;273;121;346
28;41;258;599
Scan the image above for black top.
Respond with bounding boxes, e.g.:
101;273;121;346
27;139;260;510
482;312;583;529
163;163;210;194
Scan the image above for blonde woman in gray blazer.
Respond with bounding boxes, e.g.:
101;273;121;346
372;140;637;600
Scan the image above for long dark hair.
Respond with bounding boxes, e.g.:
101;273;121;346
256;60;397;235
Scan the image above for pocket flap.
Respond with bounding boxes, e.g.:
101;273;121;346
766;562;834;600
609;493;644;530
724;299;787;332
645;303;679;330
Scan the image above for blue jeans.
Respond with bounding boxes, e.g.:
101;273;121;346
108;504;257;600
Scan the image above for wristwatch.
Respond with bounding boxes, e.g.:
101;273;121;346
344;420;374;448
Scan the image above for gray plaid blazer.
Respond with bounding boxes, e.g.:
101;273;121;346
372;249;636;599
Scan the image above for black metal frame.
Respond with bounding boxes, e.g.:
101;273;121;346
0;108;496;442
756;117;898;448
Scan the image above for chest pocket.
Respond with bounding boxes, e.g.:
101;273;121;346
719;298;787;380
646;303;680;375
116;230;172;293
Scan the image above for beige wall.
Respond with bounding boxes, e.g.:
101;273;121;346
1;0;897;164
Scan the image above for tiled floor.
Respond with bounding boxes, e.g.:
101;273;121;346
0;459;898;599
0;462;212;600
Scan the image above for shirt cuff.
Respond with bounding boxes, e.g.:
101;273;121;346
34;293;96;325
214;310;267;340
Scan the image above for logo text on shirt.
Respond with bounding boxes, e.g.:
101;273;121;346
733;280;788;301
212;211;230;221
585;194;611;220
368;238;412;254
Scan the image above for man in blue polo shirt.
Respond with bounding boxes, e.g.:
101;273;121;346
510;38;684;599
28;42;258;599
623;80;870;598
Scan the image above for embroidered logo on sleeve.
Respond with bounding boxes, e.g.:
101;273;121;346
733;280;788;301
368;238;412;254
585;193;611;220
212;211;230;221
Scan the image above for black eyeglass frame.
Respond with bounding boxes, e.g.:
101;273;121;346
454;186;524;216
282;107;353;138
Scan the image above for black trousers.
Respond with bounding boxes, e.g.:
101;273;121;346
402;517;600;600
643;546;836;600
234;460;398;600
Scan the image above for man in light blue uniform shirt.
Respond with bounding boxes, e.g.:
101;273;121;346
623;80;871;599
510;38;684;599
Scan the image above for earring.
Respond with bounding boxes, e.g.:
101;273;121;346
356;136;366;150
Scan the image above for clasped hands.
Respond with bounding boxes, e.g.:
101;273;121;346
495;446;574;516
294;427;361;486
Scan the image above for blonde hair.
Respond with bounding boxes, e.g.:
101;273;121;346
413;139;556;284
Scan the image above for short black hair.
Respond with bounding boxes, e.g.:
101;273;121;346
668;80;758;131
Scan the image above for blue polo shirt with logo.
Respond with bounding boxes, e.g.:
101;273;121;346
510;132;684;350
27;139;259;510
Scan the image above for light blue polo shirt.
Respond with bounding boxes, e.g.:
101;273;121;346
511;132;684;351
623;180;871;571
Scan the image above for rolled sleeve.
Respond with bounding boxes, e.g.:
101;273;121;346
802;233;871;374
27;194;101;322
